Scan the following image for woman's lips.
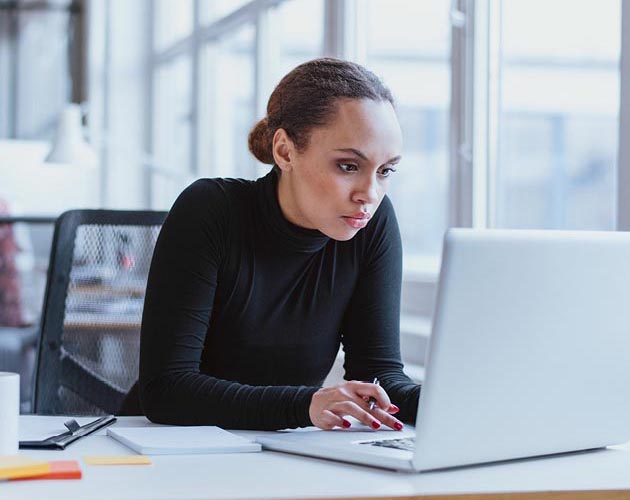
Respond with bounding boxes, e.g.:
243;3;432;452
342;214;370;229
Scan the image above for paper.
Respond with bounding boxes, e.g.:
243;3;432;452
107;426;262;455
83;455;152;465
0;456;50;480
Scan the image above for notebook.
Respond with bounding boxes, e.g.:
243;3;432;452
256;229;630;471
107;426;261;455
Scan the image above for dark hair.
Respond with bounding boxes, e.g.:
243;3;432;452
248;58;394;165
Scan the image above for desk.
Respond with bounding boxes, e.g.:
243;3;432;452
4;415;630;500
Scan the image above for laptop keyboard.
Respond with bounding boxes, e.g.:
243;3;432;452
360;437;416;452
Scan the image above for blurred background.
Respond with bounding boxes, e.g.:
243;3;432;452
0;0;628;408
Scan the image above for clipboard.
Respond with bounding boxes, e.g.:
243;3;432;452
19;415;117;450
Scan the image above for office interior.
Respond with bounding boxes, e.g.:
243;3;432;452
0;0;628;414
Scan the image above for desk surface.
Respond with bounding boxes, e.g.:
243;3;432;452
4;416;630;500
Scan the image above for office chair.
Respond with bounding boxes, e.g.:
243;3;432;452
33;209;167;415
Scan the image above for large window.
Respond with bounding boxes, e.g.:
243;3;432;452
145;2;627;267
142;0;630;369
149;0;325;209
496;0;620;230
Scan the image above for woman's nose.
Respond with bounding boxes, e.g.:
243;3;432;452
352;174;379;205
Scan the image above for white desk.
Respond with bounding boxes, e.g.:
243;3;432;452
4;415;630;500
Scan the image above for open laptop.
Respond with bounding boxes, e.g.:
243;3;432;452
256;229;630;471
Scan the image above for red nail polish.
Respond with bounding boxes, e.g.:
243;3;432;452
389;404;400;414
342;419;351;428
371;421;381;430
394;422;403;431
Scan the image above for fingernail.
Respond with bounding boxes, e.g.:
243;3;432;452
389;404;399;413
342;419;351;428
371;420;381;430
394;422;403;431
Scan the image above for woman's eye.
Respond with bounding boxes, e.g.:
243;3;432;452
379;167;397;178
337;163;358;173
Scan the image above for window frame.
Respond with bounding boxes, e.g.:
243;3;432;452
619;0;630;231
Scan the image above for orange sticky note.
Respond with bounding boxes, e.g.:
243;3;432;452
46;460;82;479
83;455;151;465
11;460;82;481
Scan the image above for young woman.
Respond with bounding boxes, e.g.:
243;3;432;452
138;58;421;431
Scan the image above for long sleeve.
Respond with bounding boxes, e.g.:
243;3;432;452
340;196;421;424
139;171;419;430
138;180;318;430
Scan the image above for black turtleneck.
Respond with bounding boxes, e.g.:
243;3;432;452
139;169;420;430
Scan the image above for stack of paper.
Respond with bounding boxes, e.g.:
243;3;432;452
107;426;261;455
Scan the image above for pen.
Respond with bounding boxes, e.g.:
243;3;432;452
368;377;379;411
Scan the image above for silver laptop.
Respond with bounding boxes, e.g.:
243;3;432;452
256;229;630;471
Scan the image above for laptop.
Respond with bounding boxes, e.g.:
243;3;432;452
256;229;630;471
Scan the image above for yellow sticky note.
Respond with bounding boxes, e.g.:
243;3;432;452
83;455;151;465
0;456;50;480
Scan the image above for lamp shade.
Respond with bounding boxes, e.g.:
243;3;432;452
45;104;98;167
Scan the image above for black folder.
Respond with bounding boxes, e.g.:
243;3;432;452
19;415;117;450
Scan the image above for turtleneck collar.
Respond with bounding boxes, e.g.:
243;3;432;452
256;168;330;253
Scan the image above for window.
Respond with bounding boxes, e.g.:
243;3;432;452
0;3;79;139
272;0;324;80
362;0;451;272
139;0;630;368
200;0;252;24
199;25;256;179
152;54;193;206
154;0;193;52
495;0;620;230
148;0;325;209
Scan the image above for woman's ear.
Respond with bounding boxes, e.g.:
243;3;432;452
272;128;294;172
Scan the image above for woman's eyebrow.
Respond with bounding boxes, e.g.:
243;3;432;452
334;148;401;164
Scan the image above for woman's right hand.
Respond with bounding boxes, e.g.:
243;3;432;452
308;380;403;431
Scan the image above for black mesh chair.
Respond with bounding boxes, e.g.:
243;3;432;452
33;210;167;415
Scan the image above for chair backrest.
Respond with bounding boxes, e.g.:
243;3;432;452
33;209;167;415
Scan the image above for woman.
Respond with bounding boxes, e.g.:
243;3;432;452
139;58;421;431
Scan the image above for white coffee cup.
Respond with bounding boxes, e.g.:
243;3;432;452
0;372;20;455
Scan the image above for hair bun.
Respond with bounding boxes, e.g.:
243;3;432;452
248;117;275;165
